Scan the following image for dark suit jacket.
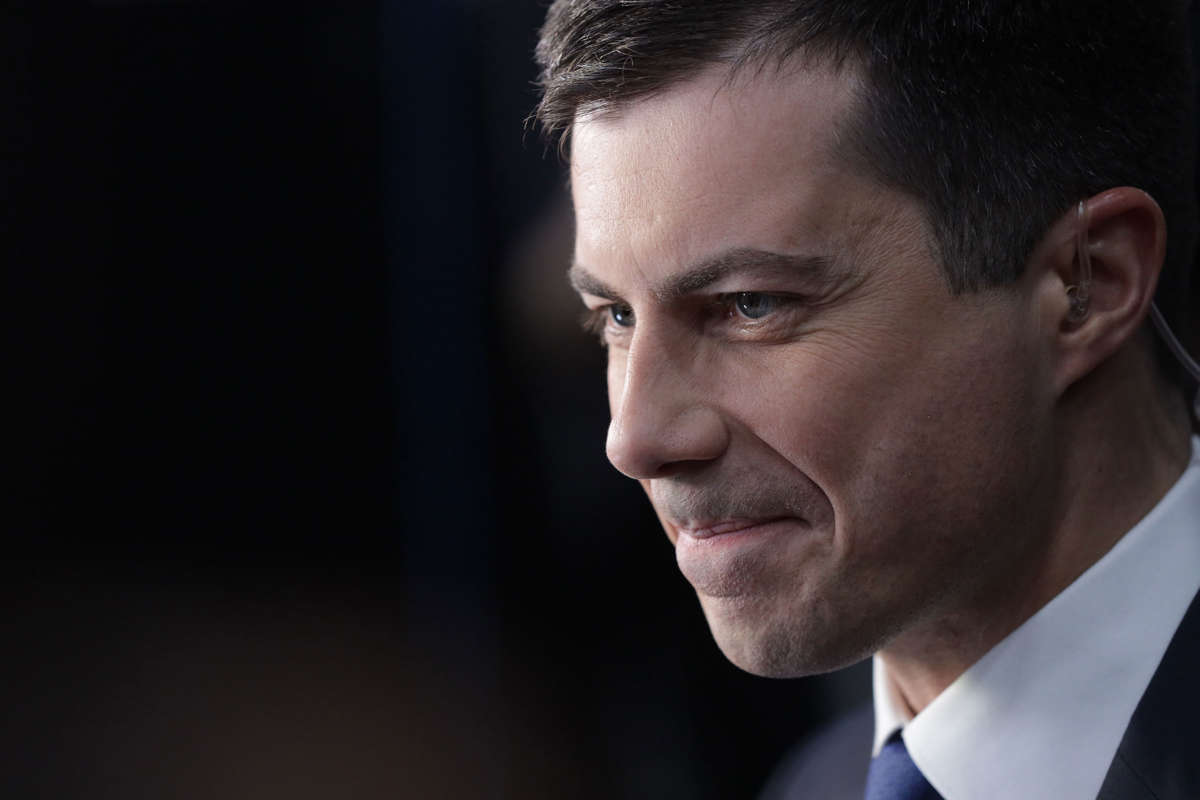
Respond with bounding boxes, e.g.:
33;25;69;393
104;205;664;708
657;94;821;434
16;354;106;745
759;589;1200;800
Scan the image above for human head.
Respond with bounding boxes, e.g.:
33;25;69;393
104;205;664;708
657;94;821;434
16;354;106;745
538;2;1197;677
536;1;1198;383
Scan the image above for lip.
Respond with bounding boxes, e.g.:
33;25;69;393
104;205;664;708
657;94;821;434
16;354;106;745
674;517;808;598
675;517;790;540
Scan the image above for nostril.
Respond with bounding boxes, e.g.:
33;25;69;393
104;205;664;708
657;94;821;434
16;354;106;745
605;404;729;480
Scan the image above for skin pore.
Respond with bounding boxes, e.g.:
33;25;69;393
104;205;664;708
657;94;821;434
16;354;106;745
567;59;1194;715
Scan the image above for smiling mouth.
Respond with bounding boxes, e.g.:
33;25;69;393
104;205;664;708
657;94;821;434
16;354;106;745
675;517;792;540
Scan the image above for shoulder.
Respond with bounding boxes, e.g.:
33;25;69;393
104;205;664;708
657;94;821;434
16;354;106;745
1100;586;1200;800
758;704;873;800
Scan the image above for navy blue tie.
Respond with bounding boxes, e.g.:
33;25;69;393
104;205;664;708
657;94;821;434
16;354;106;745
863;731;943;800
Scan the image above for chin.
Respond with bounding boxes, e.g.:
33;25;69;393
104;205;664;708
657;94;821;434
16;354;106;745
699;593;876;679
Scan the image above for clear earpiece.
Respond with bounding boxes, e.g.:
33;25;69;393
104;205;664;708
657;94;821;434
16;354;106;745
1147;303;1200;420
1067;200;1092;323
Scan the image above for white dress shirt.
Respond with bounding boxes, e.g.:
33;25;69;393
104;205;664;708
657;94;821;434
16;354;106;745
872;435;1200;800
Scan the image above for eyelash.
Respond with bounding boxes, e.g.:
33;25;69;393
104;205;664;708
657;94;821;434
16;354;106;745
579;293;804;345
580;307;615;341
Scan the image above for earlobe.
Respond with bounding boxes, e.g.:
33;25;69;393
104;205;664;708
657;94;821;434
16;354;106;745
1050;188;1166;394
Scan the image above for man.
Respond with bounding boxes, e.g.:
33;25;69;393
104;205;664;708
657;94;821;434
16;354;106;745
533;2;1200;799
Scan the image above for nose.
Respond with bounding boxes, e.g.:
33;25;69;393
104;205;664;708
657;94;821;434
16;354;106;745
605;337;729;480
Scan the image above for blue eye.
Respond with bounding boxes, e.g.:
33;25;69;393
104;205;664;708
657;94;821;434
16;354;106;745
610;303;635;327
733;292;777;319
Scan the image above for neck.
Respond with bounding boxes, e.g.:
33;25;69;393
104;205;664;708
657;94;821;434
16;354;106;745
881;345;1193;716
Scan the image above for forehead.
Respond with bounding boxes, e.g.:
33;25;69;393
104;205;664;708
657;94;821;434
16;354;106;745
569;62;873;286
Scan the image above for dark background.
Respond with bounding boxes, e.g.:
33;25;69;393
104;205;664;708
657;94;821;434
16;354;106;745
10;3;1200;798
7;2;866;798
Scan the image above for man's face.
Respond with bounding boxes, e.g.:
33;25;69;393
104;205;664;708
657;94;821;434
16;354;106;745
569;64;1056;676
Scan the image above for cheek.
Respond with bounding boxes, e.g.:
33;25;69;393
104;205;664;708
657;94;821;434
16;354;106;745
715;340;885;474
716;313;1046;540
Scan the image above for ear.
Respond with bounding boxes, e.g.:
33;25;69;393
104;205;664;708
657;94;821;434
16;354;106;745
1033;188;1166;396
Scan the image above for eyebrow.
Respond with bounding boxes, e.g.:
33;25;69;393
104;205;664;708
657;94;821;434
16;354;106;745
568;248;837;301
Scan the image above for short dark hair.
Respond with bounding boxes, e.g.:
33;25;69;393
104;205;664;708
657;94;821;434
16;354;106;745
534;1;1198;381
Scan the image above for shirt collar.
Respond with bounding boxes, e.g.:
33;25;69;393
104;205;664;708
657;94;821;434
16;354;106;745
872;655;908;755
872;436;1200;800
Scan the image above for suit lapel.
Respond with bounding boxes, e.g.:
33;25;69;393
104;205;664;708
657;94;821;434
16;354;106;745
1097;587;1200;799
759;704;873;800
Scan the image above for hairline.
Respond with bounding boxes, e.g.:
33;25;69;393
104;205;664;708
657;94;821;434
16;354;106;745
556;40;856;139
562;49;955;292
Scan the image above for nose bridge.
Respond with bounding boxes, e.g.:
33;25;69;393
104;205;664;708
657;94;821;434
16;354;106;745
619;328;689;422
606;326;728;479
